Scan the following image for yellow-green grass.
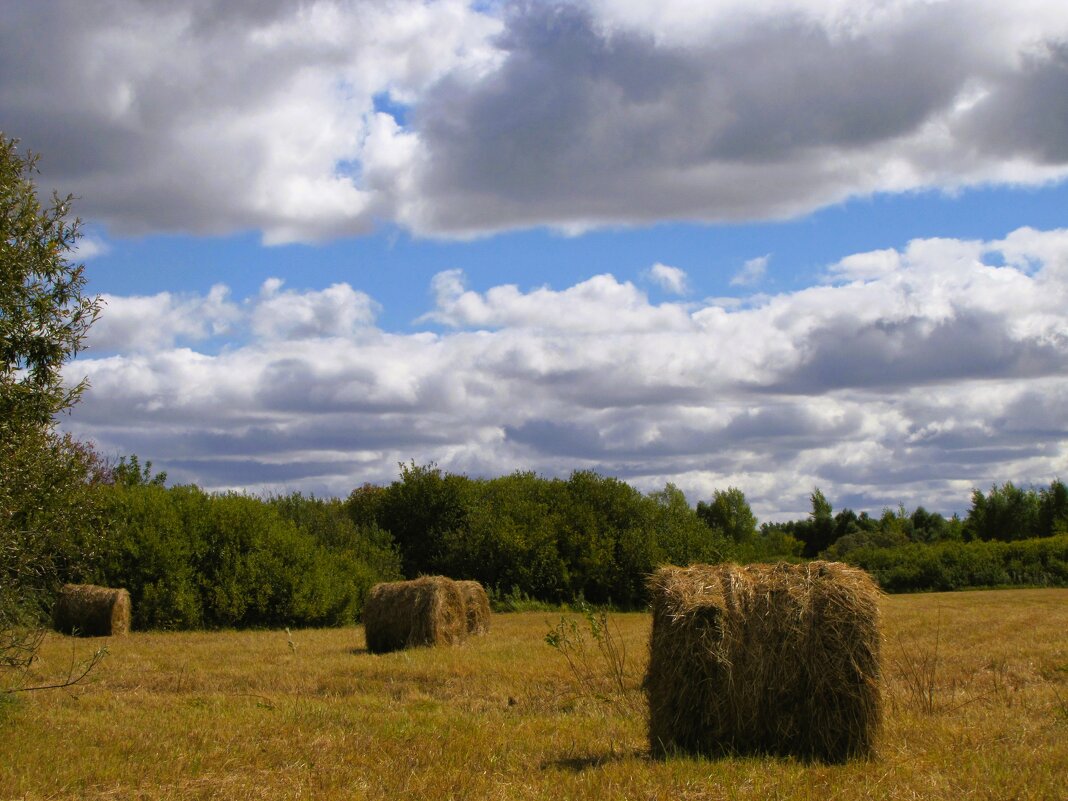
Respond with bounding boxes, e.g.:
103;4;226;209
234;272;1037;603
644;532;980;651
2;589;1066;800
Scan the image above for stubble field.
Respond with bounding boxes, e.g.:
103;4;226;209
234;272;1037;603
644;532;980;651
2;588;1066;800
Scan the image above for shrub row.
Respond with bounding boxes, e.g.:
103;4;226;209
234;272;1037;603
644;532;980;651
348;466;732;609
37;462;1066;632
843;535;1068;593
90;485;401;630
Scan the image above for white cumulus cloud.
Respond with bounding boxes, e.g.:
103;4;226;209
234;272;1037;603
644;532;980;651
647;263;690;295
89;285;240;353
252;279;380;340
70;234;110;261
731;255;770;287
423;270;694;333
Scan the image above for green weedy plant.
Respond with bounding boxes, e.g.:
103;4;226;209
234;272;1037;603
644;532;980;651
488;586;563;613
545;604;644;720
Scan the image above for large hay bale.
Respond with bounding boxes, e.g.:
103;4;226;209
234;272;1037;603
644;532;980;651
457;580;491;635
645;562;882;763
52;583;132;637
362;576;468;654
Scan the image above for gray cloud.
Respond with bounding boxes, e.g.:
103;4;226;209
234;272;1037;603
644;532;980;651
423;4;954;167
3;1;1068;240
768;310;1068;393
0;0;497;241
405;1;1068;234
506;403;866;462
961;41;1068;164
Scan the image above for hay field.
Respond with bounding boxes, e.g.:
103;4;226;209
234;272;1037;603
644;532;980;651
2;589;1066;800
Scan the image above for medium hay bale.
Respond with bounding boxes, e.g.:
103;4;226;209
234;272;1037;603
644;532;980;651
52;583;132;637
645;561;882;763
362;576;468;654
457;580;491;635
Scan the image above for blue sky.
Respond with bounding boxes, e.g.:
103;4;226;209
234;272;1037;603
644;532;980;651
85;182;1068;333
4;0;1068;520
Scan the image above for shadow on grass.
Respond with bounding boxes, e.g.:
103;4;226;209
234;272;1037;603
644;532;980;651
543;749;647;772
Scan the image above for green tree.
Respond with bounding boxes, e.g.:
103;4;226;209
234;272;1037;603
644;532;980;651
1;137;100;425
696;487;757;545
795;487;836;557
823;506;911;560
1;135;104;677
965;483;1041;542
747;521;805;560
1038;480;1068;537
107;454;167;488
556;470;649;605
909;506;950;542
345;482;386;529
454;472;569;601
375;462;474;577
650;483;730;567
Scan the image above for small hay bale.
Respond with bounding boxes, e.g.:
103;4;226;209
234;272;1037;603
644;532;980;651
645;562;882;763
362;576;468;654
457;580;491;635
52;583;132;637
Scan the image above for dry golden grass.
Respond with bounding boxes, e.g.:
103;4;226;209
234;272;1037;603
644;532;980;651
1;588;1066;800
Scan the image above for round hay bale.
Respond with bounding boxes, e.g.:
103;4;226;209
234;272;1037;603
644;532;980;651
457;580;491;635
645;561;882;763
52;583;132;637
362;576;467;654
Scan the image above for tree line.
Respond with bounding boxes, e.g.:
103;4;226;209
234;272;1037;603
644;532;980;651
10;446;1068;637
749;484;1068;592
752;481;1068;560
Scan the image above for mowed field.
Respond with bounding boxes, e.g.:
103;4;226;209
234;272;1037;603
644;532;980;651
2;589;1066;801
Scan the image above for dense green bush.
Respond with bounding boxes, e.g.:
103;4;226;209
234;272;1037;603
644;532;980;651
92;485;401;630
844;535;1068;593
440;471;570;602
350;465;729;608
267;492;401;614
0;428;105;631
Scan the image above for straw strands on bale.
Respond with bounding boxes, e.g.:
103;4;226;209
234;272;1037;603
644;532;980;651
457;580;491;635
52;584;132;637
363;576;468;654
645;562;882;763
